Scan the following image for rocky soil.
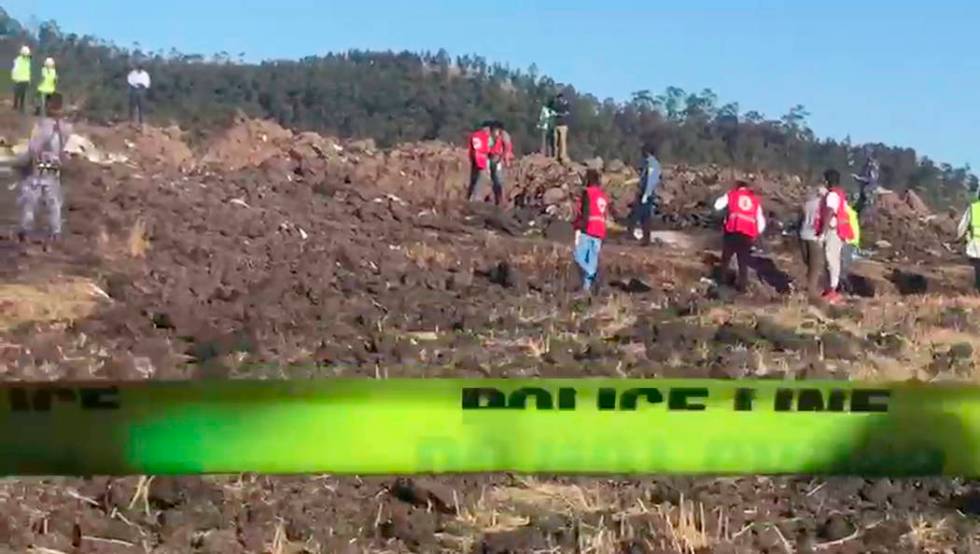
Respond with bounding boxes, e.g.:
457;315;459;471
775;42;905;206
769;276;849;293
0;116;979;553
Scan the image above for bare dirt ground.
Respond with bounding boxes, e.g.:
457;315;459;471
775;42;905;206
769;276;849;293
1;116;979;553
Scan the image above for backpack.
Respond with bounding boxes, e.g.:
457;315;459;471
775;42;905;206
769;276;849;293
34;119;66;174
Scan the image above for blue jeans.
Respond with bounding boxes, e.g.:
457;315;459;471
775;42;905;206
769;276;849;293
574;234;602;292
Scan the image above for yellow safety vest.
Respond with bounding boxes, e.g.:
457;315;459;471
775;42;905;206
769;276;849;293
38;67;57;94
971;201;980;239
845;204;860;246
11;56;30;83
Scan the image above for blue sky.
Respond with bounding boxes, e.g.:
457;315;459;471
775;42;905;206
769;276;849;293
4;0;979;169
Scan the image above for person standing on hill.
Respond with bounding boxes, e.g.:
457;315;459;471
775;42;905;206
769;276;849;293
713;180;766;292
956;190;980;292
127;65;151;126
853;149;880;214
466;121;492;202
628;144;661;243
839;196;862;293
814;169;855;304
537;103;555;156
10;46;31;114
488;122;513;207
573;169;609;295
37;58;58;117
15;92;72;247
549;92;571;164
798;181;828;299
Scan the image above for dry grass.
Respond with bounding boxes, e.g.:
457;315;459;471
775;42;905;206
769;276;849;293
0;278;107;331
404;241;451;268
127;217;150;258
901;516;956;553
587;292;637;337
658;496;719;554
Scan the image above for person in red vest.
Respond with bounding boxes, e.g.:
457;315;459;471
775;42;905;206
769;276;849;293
466;121;493;202
814;169;855;303
488;121;513;206
713;179;766;292
573;169;609;294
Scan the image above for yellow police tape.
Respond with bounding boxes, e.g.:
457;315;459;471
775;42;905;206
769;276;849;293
0;378;977;476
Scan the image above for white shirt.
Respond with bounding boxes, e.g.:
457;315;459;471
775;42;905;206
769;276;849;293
128;70;151;89
823;189;843;229
714;191;767;235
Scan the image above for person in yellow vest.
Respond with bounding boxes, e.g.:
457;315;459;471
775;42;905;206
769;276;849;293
10;46;31;114
839;196;862;293
37;58;58;117
956;192;980;292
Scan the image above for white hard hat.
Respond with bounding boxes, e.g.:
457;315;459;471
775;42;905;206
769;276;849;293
20;46;30;56
44;57;55;67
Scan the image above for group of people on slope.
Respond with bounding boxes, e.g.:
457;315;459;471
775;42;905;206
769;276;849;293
10;45;151;125
467;120;514;206
712;170;862;303
10;46;58;116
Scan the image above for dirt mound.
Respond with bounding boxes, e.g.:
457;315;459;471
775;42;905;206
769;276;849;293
75;123;194;170
201;115;294;171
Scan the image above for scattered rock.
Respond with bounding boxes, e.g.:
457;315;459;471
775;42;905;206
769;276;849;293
389;478;457;514
543;220;574;243
489;261;527;291
819;514;856;541
820;332;862;361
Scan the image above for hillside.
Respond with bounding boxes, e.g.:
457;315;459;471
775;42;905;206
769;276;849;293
0;7;976;211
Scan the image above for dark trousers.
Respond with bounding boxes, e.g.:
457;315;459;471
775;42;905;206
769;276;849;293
489;160;505;206
129;87;146;124
629;196;655;241
720;232;753;291
800;239;825;298
540;129;554;157
12;82;27;113
972;259;980;292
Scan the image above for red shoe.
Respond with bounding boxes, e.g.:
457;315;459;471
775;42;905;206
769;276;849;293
822;289;842;304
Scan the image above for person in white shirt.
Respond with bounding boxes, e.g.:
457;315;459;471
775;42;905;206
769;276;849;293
815;169;856;303
127;65;151;125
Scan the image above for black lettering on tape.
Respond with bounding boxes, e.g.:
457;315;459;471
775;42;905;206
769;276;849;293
508;388;553;410
597;388;617;411
669;388;708;411
462;388;506;410
796;389;825;412
80;387;120;410
851;389;890;413
734;388;755;411
827;389;846;412
619;388;663;410
557;388;576;410
774;388;794;411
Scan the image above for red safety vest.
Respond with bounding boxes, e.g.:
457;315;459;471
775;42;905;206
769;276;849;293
815;187;855;241
469;129;491;170
724;187;760;239
575;185;609;239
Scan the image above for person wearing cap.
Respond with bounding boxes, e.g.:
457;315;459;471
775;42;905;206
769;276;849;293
10;46;31;113
37;58;57;117
127;64;151;125
15;92;72;247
